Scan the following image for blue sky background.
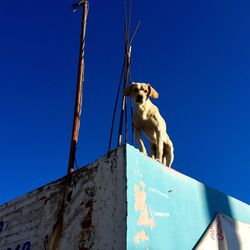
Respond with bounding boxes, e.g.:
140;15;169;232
0;0;249;205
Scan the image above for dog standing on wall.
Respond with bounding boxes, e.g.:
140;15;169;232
124;82;174;167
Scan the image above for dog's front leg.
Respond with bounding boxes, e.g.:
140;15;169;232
156;132;164;163
135;129;147;155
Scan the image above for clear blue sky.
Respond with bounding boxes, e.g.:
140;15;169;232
1;0;249;205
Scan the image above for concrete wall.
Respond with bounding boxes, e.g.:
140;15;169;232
1;144;250;250
0;146;126;250
126;144;250;249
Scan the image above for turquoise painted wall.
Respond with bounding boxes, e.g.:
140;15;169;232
126;144;250;250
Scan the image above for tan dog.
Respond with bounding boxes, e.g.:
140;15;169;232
124;82;174;167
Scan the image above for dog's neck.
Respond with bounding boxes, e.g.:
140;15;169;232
134;99;152;119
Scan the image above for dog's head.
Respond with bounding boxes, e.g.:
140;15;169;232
123;82;159;104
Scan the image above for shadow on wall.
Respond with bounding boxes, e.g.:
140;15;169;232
204;186;241;249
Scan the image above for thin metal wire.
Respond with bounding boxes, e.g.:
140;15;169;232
108;60;125;152
74;158;79;169
125;95;128;144
128;60;135;146
130;20;141;45
117;0;130;146
128;0;132;41
124;0;128;44
117;61;128;145
108;0;140;149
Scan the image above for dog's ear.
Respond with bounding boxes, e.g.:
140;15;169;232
148;84;159;99
123;85;132;96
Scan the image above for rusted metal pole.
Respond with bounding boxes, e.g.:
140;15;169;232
67;0;89;175
118;45;131;146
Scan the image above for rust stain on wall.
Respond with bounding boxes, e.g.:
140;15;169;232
134;181;155;229
79;198;94;250
47;177;72;250
0;146;126;250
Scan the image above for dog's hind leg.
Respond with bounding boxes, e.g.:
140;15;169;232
163;142;174;168
150;143;156;159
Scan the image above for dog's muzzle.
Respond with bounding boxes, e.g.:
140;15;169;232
136;95;143;104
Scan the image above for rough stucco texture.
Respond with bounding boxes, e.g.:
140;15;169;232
1;144;250;250
126;144;250;250
0;146;126;250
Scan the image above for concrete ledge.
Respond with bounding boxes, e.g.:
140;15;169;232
126;144;250;249
1;144;249;249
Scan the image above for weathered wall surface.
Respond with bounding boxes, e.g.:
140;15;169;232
126;144;250;250
1;144;250;250
0;146;126;250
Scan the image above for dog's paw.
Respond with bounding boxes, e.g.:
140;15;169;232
140;149;147;156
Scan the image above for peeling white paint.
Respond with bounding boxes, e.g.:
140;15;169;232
133;168;143;178
153;211;170;217
149;188;169;199
0;146;127;250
